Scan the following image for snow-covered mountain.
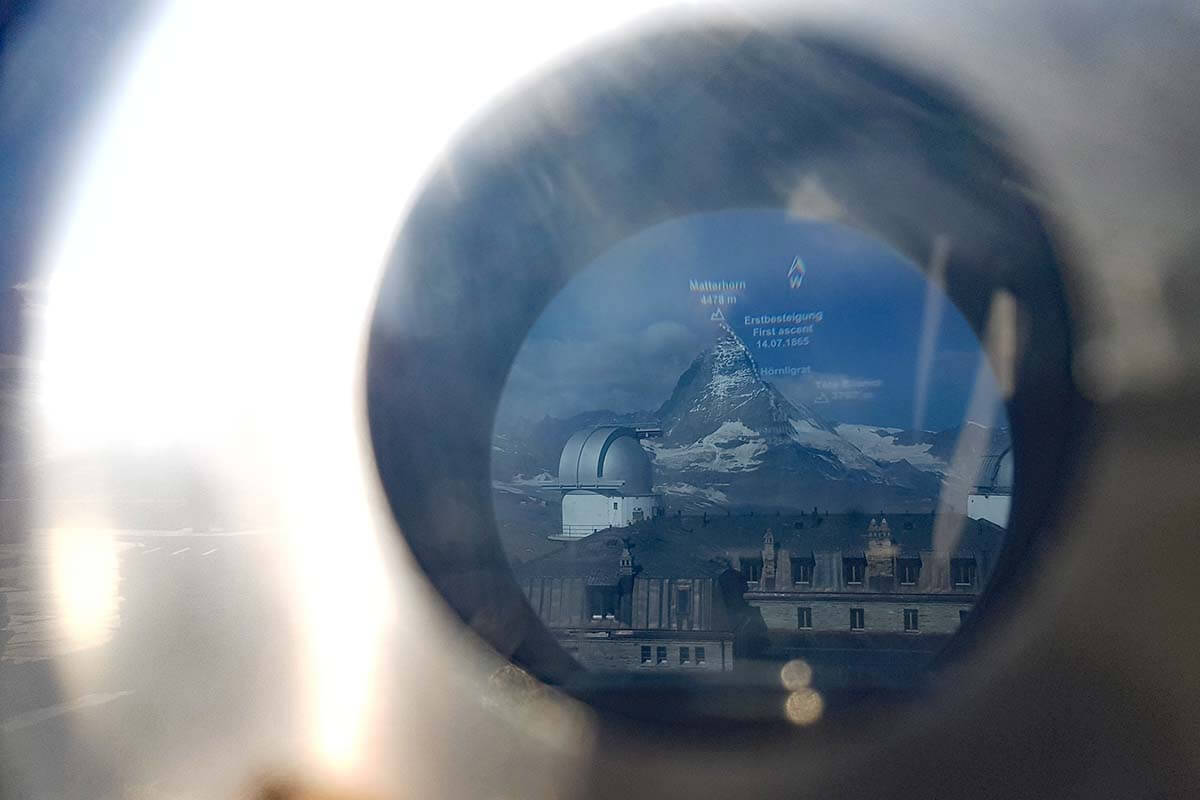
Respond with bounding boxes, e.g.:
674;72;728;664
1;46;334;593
492;327;1002;513
649;326;878;470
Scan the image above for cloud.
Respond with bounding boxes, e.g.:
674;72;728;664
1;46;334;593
499;320;706;420
641;320;692;355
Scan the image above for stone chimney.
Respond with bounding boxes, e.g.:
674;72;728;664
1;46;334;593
619;546;634;577
866;516;897;588
762;528;777;589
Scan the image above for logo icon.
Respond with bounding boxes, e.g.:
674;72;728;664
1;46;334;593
788;256;806;290
710;308;725;322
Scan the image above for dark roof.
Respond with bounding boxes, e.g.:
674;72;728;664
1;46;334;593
511;512;1006;582
555;629;735;642
512;530;731;584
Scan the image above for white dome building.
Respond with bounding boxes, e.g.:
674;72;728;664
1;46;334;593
547;425;663;539
967;443;1013;527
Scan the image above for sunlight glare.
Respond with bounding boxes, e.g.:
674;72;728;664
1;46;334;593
46;527;120;652
31;0;679;783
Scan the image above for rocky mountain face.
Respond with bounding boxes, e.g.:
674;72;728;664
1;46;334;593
493;327;1002;513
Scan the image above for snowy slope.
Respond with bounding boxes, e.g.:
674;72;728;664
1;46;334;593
492;327;979;512
834;424;946;471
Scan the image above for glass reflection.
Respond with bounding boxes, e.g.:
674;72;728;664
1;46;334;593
492;210;1011;692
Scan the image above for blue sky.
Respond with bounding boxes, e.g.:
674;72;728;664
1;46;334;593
497;209;1003;433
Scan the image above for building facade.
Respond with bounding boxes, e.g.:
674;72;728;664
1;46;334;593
515;541;739;672
514;513;1004;681
740;518;988;636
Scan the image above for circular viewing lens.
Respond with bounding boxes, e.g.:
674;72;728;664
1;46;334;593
366;26;1077;726
492;209;1013;694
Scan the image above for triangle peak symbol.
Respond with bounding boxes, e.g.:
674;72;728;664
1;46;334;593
710;308;725;322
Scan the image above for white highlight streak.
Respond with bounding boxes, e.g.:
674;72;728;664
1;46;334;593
1;692;135;734
912;235;951;432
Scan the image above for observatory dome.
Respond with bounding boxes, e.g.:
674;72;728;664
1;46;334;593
557;426;654;495
976;444;1014;494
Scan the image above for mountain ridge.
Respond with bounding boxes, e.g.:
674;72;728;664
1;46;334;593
493;327;1003;513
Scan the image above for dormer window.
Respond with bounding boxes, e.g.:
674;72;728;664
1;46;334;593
588;586;618;619
843;557;866;585
791;556;814;585
741;556;763;583
898;558;921;586
951;558;977;587
676;588;691;617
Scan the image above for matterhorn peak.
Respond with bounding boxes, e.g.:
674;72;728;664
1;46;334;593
707;323;760;377
714;322;749;350
652;324;778;442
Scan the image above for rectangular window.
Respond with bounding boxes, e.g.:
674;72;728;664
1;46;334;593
679;646;690;665
798;607;813;629
898;558;921;585
742;557;763;583
904;608;919;632
695;647;706;664
850;608;865;630
613;502;618;510
676;589;691;617
959;609;969;624
656;646;668;665
951;558;977;587
641;646;652;664
791;557;814;584
843;558;866;585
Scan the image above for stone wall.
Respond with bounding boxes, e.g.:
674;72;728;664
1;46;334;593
564;635;734;672
753;597;970;634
